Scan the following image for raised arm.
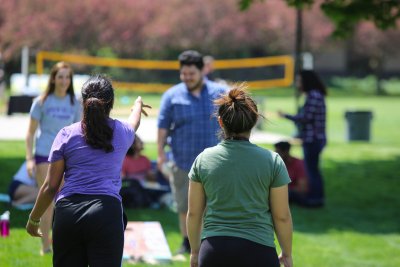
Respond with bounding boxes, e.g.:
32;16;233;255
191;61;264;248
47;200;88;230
278;94;315;123
127;96;151;131
270;185;293;267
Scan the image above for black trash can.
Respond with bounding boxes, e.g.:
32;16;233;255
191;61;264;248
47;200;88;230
7;95;35;115
344;111;373;141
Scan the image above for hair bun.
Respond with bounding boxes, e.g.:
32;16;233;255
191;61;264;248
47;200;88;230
228;89;239;104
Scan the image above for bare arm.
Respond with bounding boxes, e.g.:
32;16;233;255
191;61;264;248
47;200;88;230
157;128;168;170
25;118;39;177
26;159;65;237
187;180;206;267
127;96;151;131
278;93;315;123
270;185;293;267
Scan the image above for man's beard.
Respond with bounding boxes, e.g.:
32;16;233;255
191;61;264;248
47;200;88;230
186;78;203;92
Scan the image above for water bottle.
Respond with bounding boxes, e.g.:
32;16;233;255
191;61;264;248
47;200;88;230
0;210;10;237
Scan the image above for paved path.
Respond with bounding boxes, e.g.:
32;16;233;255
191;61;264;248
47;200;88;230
0;115;289;144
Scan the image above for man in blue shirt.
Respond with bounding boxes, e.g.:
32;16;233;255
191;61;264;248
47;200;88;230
157;50;227;254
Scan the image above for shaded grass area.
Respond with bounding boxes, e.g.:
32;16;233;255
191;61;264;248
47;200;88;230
289;154;400;267
295;157;399;235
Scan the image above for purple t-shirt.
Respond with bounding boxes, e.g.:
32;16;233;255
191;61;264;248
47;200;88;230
49;119;135;202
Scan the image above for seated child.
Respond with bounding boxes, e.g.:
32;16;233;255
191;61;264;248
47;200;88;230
120;136;170;208
122;135;155;182
274;141;309;205
8;161;38;207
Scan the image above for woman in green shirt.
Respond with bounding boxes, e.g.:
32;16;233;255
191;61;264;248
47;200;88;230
187;86;293;267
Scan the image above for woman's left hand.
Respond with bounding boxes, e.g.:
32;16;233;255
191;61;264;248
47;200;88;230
26;220;42;237
277;110;285;118
190;253;199;267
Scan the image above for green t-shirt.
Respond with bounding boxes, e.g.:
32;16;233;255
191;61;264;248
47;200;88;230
189;140;291;248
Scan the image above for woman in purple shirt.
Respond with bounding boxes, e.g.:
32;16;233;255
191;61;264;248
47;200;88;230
26;75;150;267
279;70;327;207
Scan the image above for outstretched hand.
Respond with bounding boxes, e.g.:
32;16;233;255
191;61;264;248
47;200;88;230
135;96;152;117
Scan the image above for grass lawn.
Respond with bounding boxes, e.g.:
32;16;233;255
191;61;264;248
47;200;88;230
1;93;399;266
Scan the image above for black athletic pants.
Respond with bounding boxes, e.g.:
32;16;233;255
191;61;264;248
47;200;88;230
53;194;124;267
199;236;280;267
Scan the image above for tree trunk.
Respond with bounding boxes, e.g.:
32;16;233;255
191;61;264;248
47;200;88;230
370;55;386;95
294;8;303;109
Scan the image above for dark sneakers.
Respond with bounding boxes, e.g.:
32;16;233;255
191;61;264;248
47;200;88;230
174;237;191;255
174;245;191;255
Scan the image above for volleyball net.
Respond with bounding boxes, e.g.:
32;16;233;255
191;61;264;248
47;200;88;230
36;51;294;93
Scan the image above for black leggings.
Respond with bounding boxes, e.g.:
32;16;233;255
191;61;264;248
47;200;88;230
53;194;124;267
199;236;279;267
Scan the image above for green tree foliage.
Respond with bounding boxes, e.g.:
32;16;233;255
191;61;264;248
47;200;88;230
239;0;400;95
239;0;400;37
321;0;400;37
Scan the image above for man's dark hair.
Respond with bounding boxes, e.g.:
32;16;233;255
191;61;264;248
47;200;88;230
178;50;204;70
274;141;291;152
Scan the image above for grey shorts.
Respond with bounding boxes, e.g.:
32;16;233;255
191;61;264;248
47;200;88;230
170;164;189;213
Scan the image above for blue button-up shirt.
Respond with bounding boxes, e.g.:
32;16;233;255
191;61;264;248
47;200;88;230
285;90;326;144
158;80;227;171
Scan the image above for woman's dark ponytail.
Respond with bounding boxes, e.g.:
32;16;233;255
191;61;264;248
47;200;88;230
81;75;114;153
